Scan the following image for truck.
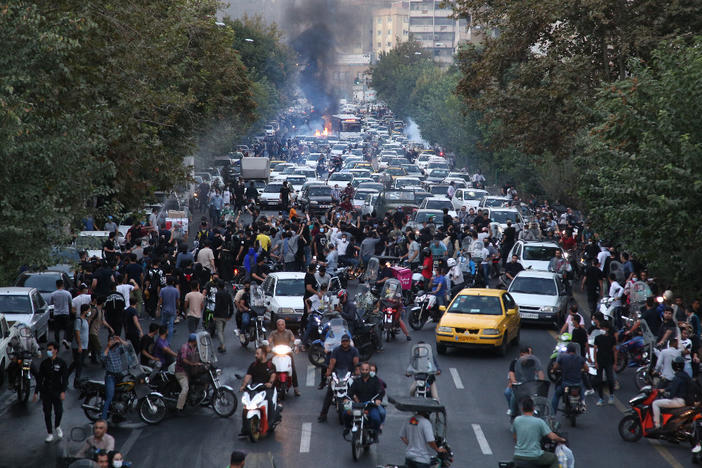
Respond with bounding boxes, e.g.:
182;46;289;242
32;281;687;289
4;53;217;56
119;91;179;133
240;157;270;182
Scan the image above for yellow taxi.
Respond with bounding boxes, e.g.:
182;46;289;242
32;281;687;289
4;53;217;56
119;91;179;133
435;288;520;356
385;166;407;179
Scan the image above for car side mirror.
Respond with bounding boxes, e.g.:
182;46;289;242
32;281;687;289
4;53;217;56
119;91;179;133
439;305;446;312
507;308;516;315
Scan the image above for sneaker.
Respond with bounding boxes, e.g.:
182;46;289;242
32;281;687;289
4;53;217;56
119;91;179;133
596;399;605;406
608;395;615;405
692;444;701;454
406;335;412;341
45;434;55;443
584;389;595;396
55;427;63;439
506;409;512;416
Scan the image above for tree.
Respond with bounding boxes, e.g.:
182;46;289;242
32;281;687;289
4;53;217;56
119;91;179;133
577;38;702;296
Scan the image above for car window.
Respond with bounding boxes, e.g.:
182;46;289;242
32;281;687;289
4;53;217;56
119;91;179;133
449;295;503;315
275;278;304;296
309;186;332;197
264;184;283;193
0;295;33;314
488;211;519;224
523;246;559;261
425;200;451;211
509;277;557;296
17;274;58;294
503;293;517;310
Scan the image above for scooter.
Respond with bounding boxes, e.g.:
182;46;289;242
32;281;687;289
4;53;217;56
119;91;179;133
241;383;281;443
270;339;301;401
546;333;573;382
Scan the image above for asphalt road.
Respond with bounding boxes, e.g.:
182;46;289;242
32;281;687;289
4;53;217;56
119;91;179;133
0;210;694;468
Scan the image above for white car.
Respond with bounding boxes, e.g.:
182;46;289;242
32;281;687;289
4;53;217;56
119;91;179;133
327;172;354;186
330;144;347;156
418;197;457;218
507;270;568;327
261;273;306;328
415;154;433;171
0;287;51;342
285;175;308;193
486;208;524;234
352;188;380;211
264;125;275;136
451;188;488;211
480;195;511;208
0;314;16;381
260;182;285;208
74;231;111;259
508;241;564;272
393;177;423;190
305;153;323;169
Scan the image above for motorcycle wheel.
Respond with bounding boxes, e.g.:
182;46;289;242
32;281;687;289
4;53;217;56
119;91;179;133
212;387;237;417
408;309;427;331
308;343;327;368
337;406;344;425
83;394;104;422
618;414;643;442
615;351;629;374
351;432;363;461
546;359;559;382
278;382;286;401
359;346;374;363
17;376;30;403
138;395;167;424
248;416;262;443
634;368;649;390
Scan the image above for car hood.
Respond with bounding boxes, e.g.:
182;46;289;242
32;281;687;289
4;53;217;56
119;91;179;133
439;313;504;329
508;292;558;308
272;296;304;309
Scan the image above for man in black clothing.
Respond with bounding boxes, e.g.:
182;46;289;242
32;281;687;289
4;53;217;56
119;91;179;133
594;322;616;405
34;342;68;442
641;297;661;337
140;323;160;366
318;335;360;421
501;220;517;264
504;255;524;282
213;280;233;353
104;285;126;338
251;255;269;285
239;346;277;435
657;307;677;348
347;362;386;434
581;258;604;314
280;181;292;214
441;208;453;231
91;260;115;299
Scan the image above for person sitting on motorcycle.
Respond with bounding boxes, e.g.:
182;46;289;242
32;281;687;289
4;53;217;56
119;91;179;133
303;283;329;347
319;334;359;421
407;341;441;400
175;333;203;413
314;265;332;290
651;355;691;434
400;408;449;468
6;323;41;390
430;267;449;308
504;254;524;284
512;397;567;468
375;262;394;289
507;346;546;415
345;362;385;439
655;337;682;385
267;319;300;397
76;419;115;458
239;346;277;435
234;280;253;334
374;288;412;342
550;342;588;413
446;258;464;297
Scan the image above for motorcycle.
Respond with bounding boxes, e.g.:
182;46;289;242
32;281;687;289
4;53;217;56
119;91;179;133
140;332;237;423
269;339;301;401
237;285;267;349
510;380;557;431
619;385;702;443
241;383;281;442
330;371;353;424
409;291;440;331
559;383;584;427
407;342;439;399
546;333;573;382
379;278;403;341
308;317;353;368
79;342;150;423
13;350;33;403
346;398;381;461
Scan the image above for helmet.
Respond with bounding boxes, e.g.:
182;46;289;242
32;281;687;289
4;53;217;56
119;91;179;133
337;289;347;302
447;258;456;267
672;355;685;373
422;247;431;256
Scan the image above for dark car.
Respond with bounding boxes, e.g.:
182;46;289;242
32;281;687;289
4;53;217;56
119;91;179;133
374;191;419;218
299;184;334;215
15;271;75;302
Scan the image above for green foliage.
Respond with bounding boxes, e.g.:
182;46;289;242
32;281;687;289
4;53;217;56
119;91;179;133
577;38;702;296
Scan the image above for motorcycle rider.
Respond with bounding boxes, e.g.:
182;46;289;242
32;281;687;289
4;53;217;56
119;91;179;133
400;409;448;468
507;346;546;416
175;334;203;413
267;318;300;397
318;334;359;421
651;355;691;434
446;258;464;297
512;397;566;468
550;342;588;413
239;346;277;436
504;254;524;285
235;280;253;336
303;283;329;346
547;249;571;279
6;323;41;390
655;337;682;385
407;341;441;400
345;362;385;439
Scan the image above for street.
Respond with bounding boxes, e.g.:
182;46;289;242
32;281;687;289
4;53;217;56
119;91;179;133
0;210;691;468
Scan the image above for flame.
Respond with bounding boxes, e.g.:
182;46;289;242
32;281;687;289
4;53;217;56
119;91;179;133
314;127;329;138
315;129;321;137
322;127;329;136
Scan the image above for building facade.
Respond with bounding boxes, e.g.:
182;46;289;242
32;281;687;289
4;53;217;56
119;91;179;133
407;0;474;64
372;1;409;60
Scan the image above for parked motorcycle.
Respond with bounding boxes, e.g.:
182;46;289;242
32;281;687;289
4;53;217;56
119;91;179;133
270;340;301;401
619;385;702;443
241;383;281;442
409;291;440;331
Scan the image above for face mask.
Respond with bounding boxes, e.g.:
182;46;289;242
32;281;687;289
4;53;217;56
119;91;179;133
319;228;324;233
47;350;54;358
86;311;92;318
369;371;376;378
113;461;123;468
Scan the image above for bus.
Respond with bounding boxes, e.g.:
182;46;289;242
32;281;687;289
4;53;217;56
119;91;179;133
330;114;362;140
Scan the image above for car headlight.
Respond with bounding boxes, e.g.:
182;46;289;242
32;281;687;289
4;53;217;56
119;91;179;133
482;328;501;335
437;326;453;334
540;306;557;313
311;200;319;205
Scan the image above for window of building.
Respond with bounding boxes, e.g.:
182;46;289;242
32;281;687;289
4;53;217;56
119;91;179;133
435;18;454;27
377;42;381;48
377;30;382;36
377;18;382;24
387;41;392;46
409;17;433;27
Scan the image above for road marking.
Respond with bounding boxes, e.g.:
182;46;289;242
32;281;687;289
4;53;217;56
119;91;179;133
449;368;464;389
299;422;312;453
471;424;493;455
306;365;316;387
120;429;142;457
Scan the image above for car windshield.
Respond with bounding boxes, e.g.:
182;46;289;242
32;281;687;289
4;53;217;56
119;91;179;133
449;295;503;315
0;295;33;314
523;246;560;261
414;212;443;225
264;184;283;193
75;235;107;250
484;198;509;207
413;192;431;204
396;179;420;188
354;191;373;201
358;183;384;191
429;170;449;177
287;177;306;185
282;167;297;174
510;277;557;295
275;278;304;296
16;274;59;293
330;173;353;181
489;211;519;224
385;192;415;202
464;191;486;201
430;186;449;196
418;155;431;161
425;200;451;211
309;186;332;197
386;167;405;176
332;145;346;151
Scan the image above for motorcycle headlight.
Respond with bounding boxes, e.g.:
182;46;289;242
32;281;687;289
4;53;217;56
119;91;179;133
246;403;258;410
437;326;453;334
482;328;500;335
540;306;557;313
216;368;223;376
563;251;570;260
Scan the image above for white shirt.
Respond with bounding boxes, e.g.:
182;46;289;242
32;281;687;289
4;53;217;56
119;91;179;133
116;284;135;308
308;294;322;313
563;314;585;334
72;294;92;315
597;250;611;271
336;238;350;256
609;281;624;307
447;185;456;199
655;346;681;381
448;265;464;287
223;189;231;205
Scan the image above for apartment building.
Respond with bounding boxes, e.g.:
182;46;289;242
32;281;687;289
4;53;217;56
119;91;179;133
372;1;410;60
408;0;472;64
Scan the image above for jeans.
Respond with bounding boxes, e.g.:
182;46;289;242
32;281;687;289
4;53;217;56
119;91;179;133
552;382;583;413
53;314;71;344
504;386;513;408
406;459;431;468
596;364;615;399
161;312;175;343
102;372;117;420
304;245;312;267
340;255;359;267
241;311;251;331
302;317;317;345
68;349;87;384
481;263;490;287
41;392;63;434
214;318;227;349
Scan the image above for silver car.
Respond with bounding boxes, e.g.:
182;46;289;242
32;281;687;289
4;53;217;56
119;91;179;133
0;287;51;341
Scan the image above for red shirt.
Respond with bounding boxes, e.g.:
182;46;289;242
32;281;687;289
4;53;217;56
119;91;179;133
561;236;577;251
422;256;433;279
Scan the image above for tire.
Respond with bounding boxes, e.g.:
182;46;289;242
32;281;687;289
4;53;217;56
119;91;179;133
496;335;508;357
351;433;363;461
308;343;327;368
337;406;344;425
17;376;30;403
278;382;286;402
138;395;167;425
618;414;643;442
436;343;447;355
82;394;104;422
248;416;262;443
547;359;559;382
615;351;629;374
408;309;427;331
634;368;649;390
212;387;237;417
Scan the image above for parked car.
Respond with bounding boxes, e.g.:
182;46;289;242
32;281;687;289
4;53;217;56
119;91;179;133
15;271;75;302
418;197;457;218
0;287;50;342
261;273;306;328
507;270;568;328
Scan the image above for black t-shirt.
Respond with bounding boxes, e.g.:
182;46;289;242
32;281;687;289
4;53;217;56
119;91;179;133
140;335;155;365
93;267;115;297
331;345;360;375
584;266;604;293
658;319;676;343
251;263;269;284
247;360;274;384
505;262;524;278
314;233;328;256
304;273;317;300
124;307;139;337
642;307;661;336
571;327;588;358
442;214;453;229
280;186;291;204
503;227;516;245
594;333;615;365
557;353;585;384
125;263;143;287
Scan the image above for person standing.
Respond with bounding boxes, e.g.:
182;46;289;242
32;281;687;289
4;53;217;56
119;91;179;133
175;334;202;413
68;304;90;388
184;281;205;333
280;180;292;214
400;410;448;468
33;342;68;442
104;286;126;338
581;258;604;315
158;277;180;343
49;279;73;348
88;297;113;364
213;279;233;353
594;322;617;406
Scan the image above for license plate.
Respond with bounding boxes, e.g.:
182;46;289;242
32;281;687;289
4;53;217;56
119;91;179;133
457;334;477;343
416;380;425;386
520;312;539;319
